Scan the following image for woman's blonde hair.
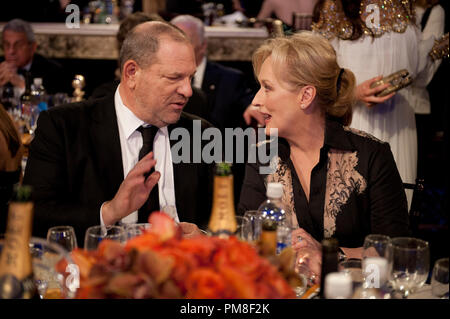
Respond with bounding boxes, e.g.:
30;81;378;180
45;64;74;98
252;31;355;126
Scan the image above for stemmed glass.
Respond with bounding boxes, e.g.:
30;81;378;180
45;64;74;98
125;223;151;239
242;210;262;244
361;234;392;288
431;257;449;299
47;226;78;252
389;237;430;298
84;225;126;251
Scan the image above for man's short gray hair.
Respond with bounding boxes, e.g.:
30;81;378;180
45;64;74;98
170;15;205;43
2;19;36;43
119;21;190;72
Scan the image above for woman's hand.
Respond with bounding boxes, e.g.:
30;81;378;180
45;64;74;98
355;76;395;108
291;228;322;283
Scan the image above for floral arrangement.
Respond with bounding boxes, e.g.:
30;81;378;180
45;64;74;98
58;212;296;299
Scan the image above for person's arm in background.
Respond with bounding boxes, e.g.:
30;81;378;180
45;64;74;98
416;5;445;86
256;0;275;21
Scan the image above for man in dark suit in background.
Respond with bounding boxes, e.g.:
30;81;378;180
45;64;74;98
171;15;255;206
0;19;69;95
170;14;255;131
23;21;213;246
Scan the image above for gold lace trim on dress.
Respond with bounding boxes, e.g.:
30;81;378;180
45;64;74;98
311;0;416;40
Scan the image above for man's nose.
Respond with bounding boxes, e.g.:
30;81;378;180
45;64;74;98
251;88;264;108
178;78;193;98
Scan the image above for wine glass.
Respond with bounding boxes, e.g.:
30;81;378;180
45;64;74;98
431;257;449;299
389;237;430;298
47;226;78;252
235;215;250;240
84;225;126;251
124;223;151;239
339;258;363;293
243;210;262;243
362;234;391;288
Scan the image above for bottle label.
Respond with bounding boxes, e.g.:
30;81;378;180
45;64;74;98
208;176;237;235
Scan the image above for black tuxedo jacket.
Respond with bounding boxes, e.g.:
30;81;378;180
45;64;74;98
23;93;214;246
202;61;254;131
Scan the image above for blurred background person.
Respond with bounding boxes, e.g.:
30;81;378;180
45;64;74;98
311;0;443;207
232;0;264;18
257;0;317;27
0;104;23;234
412;0;445;179
171;14;256;207
0;19;69;98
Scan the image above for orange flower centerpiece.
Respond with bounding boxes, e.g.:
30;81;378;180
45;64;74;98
59;212;296;299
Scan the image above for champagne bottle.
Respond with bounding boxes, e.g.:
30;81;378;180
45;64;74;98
319;238;339;299
207;163;237;238
259;215;277;257
0;185;38;299
20;71;32;105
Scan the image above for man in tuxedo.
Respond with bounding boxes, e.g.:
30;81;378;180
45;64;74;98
90;11;209;120
0;19;69;95
23;21;213;246
170;14;255;131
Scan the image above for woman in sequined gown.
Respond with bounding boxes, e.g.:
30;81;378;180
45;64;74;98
313;0;439;204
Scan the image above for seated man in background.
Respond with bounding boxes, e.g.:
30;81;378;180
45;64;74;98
90;12;210;121
0;19;69;96
170;14;255;131
23;21;212;246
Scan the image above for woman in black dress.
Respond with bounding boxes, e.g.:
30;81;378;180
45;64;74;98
238;31;409;280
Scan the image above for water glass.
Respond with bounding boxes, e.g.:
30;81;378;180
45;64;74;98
124;223;151;239
338;258;363;292
47;226;78;252
362;234;392;288
242;210;262;243
235;216;250;240
389;237;430;298
431;257;449;299
84;225;126;251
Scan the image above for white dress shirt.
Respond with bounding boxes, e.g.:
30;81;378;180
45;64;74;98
193;56;207;89
100;85;179;226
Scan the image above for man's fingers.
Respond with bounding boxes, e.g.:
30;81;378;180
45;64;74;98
243;110;251;125
145;171;160;190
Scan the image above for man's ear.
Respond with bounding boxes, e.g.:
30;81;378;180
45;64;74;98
298;85;316;110
122;60;139;89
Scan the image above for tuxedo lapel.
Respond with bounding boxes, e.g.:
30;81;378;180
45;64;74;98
89;94;124;200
